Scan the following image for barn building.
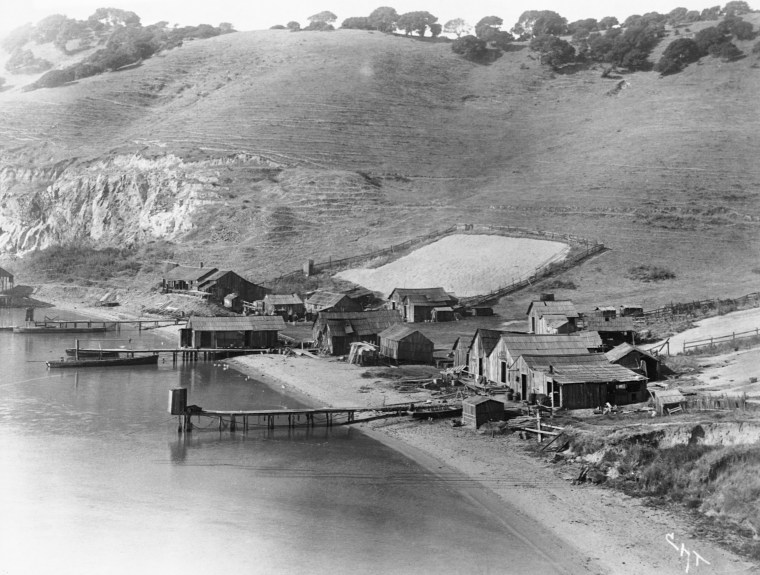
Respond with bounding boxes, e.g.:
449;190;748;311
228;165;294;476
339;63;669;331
527;298;579;334
462;397;505;429
514;354;647;409
488;333;590;390
0;267;14;293
378;325;434;364
313;310;402;356
467;329;504;381
197;270;270;313
305;291;362;318
387;287;458;323
263;294;305;319
163;265;217;293
180;316;285;349
605;343;661;380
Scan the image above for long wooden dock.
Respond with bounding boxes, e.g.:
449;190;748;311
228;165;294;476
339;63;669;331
25;318;184;332
178;403;414;433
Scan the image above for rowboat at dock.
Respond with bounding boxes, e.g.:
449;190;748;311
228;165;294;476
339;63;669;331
65;348;120;358
46;354;159;369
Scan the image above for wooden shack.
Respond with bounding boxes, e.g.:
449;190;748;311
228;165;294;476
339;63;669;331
605;343;661;380
583;316;636;349
0;267;14;293
163;265;217;292
527;299;579;334
313;310;402;355
467;329;504;381
305;291;362;318
197;270;270;313
180;315;286;349
378;325;434;364
431;306;455;322
651;388;687;415
264;294;305;319
462;397;505;429
387;287;458;323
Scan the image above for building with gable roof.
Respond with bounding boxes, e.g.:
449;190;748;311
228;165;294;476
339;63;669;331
313;310;402;355
378;324;434;364
387;287;458;323
527;297;579;334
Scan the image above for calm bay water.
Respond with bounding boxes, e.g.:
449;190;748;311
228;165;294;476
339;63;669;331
0;308;572;574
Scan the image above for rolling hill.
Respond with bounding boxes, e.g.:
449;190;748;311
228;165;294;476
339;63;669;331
0;23;759;312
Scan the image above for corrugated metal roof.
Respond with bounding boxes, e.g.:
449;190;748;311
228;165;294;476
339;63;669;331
187;315;286;331
164;265;217;281
605;343;658;363
265;294;304;305
378;324;431;342
527;300;579;318
499;333;590;357
584;316;635;332
522;353;646;384
306;291;346;308
317;310;402;337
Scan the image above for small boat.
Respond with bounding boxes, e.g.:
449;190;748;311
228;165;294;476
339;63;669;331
65;348;120;358
14;325;109;334
410;403;463;420
47;354;159;369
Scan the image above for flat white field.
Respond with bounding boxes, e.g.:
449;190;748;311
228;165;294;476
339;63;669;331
335;234;570;298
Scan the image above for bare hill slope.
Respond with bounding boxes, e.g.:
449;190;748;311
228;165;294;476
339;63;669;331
0;28;759;308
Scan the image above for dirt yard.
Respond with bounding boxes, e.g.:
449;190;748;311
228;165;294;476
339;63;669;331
335;234;570;298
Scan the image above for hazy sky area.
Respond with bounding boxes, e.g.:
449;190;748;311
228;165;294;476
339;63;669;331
1;0;725;36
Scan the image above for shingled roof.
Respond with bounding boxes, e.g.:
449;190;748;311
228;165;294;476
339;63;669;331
498;333;590;358
306;291;348;309
605;342;658;363
164;265;217;281
388;287;457;306
315;310;402;337
527;300;579;318
521;354;646;384
187;315;286;332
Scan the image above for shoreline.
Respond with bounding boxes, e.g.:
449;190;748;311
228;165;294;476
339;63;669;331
229;354;756;575
30;291;757;573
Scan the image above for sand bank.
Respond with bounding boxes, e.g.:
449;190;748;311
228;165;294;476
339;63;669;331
230;354;755;575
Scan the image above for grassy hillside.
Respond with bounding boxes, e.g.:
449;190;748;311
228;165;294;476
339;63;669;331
1;27;759;315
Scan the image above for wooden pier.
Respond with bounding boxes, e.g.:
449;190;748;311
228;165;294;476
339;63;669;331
175;403;414;433
25;318;184;332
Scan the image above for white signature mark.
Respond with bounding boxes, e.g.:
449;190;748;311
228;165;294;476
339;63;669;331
666;533;710;573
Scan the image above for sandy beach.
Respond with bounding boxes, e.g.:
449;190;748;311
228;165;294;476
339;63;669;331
27;290;756;573
229;353;757;575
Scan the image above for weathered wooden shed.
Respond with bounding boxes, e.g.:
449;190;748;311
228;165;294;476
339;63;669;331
387;287;458;323
378;325;434;364
516;354;647;409
431;306;455;322
305;291;362;317
264;294;305;319
451;337;469;368
467;329;504;381
180;315;286;349
197;270;270;313
462;397;505;429
313;310;402;356
651;388;687;415
605;343;661;380
163;265;218;292
583;315;636;349
0;267;14;293
527;300;579;334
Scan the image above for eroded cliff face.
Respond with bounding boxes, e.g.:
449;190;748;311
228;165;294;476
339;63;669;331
0;154;268;254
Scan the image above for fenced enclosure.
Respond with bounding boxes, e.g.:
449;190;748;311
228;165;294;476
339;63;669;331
682;327;760;353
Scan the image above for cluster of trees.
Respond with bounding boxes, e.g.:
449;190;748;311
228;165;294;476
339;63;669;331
655;13;756;74
13;9;235;90
339;7;442;37
451;16;514;62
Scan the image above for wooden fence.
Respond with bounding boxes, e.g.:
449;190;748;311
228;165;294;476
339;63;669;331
682;327;760;353
683;393;748;412
263;222;605;306
643;292;760;322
